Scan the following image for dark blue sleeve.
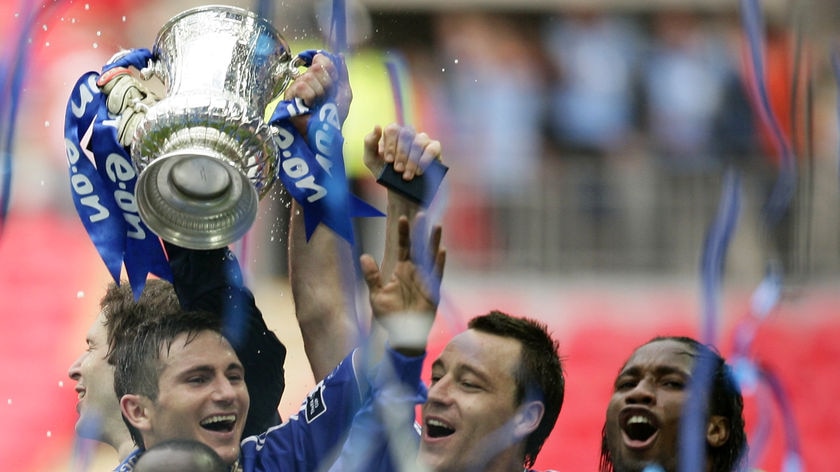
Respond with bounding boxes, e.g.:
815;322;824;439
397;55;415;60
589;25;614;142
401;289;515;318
239;351;364;472
326;347;427;472
238;349;426;472
164;242;287;438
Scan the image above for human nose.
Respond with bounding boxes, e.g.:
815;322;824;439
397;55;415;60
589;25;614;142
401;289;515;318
426;375;454;407
211;378;238;403
625;377;656;405
68;353;84;381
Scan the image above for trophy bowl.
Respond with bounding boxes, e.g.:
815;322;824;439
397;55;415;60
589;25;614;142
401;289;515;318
131;5;295;249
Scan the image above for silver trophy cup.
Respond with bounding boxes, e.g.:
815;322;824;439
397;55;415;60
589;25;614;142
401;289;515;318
130;5;297;249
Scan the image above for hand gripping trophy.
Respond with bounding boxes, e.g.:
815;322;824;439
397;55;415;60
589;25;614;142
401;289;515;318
102;5;300;249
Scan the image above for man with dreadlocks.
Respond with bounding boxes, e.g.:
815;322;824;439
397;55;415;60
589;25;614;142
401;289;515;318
600;336;748;472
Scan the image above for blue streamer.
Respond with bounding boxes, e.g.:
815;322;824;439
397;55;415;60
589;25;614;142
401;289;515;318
736;3;805;469
740;0;797;228
329;0;348;54
681;169;741;472
700;169;742;344
0;0;61;233
268;49;382;244
254;0;274;25
743;364;774;465
64;50;172;298
385;51;411;127
759;366;803;472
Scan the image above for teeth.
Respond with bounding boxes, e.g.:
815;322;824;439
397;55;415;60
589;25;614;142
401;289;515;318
628;415;651;425
201;414;235;426
427;419;450;429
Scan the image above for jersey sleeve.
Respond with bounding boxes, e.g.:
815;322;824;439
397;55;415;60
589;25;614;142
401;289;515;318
239;347;426;472
325;346;427;472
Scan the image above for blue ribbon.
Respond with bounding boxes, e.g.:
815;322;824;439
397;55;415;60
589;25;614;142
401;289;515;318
0;0;50;234
680;169;742;472
735;3;803;469
385;51;410;126
700;169;742;344
740;0;797;228
329;0;348;54
64;49;172;299
268;49;383;244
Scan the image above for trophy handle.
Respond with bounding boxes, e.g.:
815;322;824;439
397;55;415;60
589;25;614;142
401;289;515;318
290;54;308;75
267;53;307;105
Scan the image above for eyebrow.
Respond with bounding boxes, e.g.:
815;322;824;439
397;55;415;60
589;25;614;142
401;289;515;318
619;364;692;378
178;363;244;377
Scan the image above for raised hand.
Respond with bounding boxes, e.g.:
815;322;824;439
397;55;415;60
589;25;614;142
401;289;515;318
363;123;441;180
284;52;352;127
360;213;446;355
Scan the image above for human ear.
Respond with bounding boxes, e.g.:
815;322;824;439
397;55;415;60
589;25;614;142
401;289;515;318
120;394;152;431
706;415;730;447
514;401;545;438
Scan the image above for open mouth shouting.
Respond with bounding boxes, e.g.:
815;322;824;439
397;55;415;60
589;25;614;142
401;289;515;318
619;409;660;449
425;418;456;439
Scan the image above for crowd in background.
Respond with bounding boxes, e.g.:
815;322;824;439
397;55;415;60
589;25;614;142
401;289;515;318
351;6;839;281
9;1;840;280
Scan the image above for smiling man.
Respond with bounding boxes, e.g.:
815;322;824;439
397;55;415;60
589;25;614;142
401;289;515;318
68;242;286;466
68;279;181;461
114;311;250;465
600;336;748;472
418;312;565;472
109;212;445;471
328;310;565;472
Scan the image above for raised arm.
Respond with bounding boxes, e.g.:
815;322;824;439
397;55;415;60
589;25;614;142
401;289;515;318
325;213;445;472
363;123;442;280
97;65;287;437
285;53;361;381
360;212;445;356
240;215;443;471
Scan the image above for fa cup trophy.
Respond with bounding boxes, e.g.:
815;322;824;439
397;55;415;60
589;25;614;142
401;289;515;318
126;5;298;249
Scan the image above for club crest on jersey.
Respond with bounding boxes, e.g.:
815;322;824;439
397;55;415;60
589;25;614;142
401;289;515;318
305;384;327;423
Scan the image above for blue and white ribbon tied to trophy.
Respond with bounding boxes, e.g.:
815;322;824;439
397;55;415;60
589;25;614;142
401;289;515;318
130;5;298;250
66;4;381;296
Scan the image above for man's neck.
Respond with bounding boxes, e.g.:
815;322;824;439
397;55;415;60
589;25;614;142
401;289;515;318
474;450;528;472
116;440;138;462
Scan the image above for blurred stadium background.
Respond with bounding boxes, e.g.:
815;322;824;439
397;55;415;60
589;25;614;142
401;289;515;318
1;0;839;470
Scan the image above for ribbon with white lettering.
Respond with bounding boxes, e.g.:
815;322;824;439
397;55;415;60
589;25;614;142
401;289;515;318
64;48;172;299
268;49;383;244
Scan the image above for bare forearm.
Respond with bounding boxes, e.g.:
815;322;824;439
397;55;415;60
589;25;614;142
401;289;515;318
380;190;419;280
288;201;360;381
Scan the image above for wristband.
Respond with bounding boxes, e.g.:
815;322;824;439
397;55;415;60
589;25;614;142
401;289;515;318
377;311;434;350
376;160;448;207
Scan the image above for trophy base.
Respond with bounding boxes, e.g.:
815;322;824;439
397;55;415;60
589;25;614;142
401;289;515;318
136;151;258;250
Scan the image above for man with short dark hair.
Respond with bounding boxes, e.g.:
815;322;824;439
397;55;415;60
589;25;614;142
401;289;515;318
66;51;342;467
327;309;565;472
68;239;286;466
111;214;445;471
